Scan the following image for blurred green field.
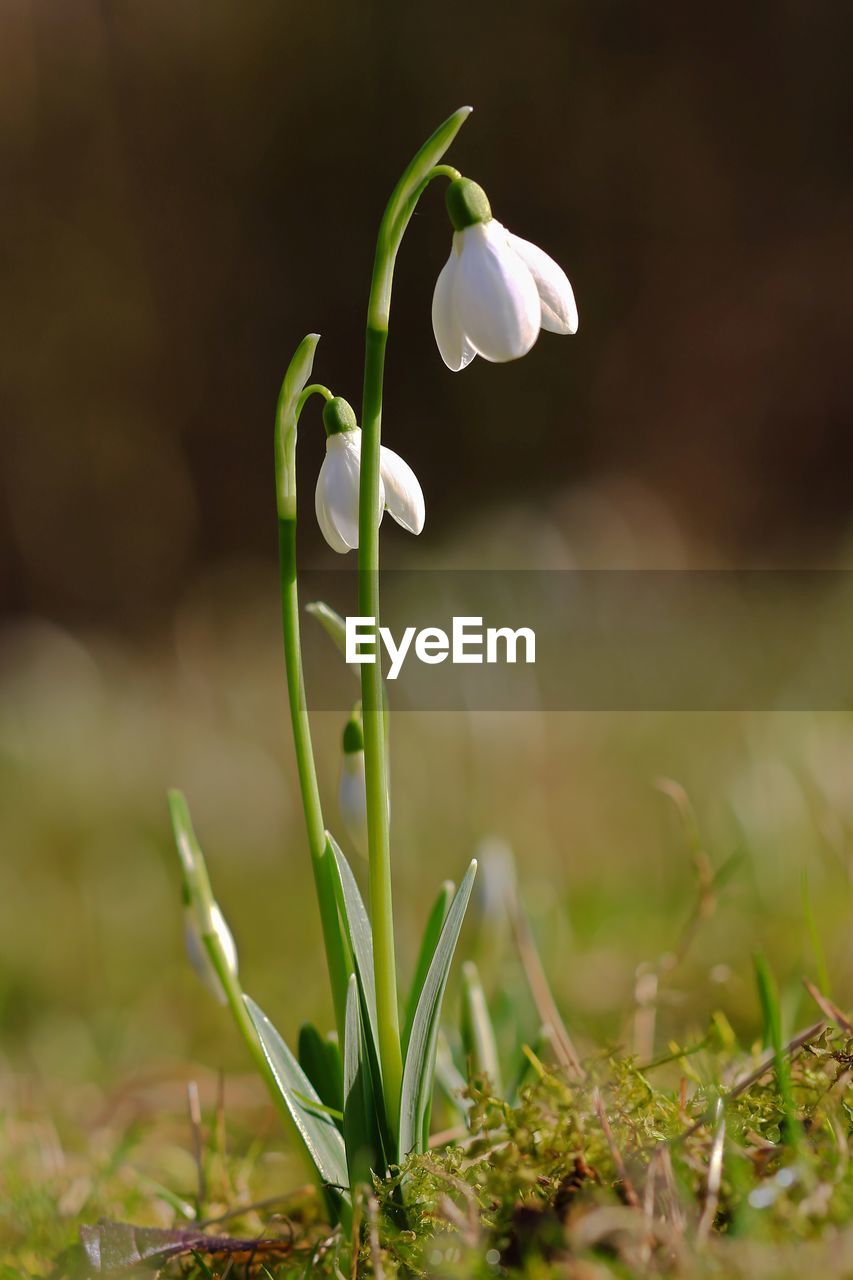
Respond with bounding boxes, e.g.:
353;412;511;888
1;553;852;1269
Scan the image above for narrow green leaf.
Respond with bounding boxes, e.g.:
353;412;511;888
327;834;378;1051
327;834;393;1163
343;975;381;1189
298;1023;343;1117
402;880;455;1057
398;860;477;1161
291;1092;344;1122
243;996;349;1194
460;959;503;1096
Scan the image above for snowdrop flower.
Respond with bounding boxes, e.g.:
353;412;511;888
184;902;238;1006
315;396;425;554
432;178;578;370
338;712;369;859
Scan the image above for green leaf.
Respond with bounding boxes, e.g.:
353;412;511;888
460;959;503;1096
327;834;378;1052
398;860;477;1161
327;834;393;1163
343;975;381;1189
298;1023;343;1118
274;333;320;519
244;995;349;1195
402;880;455;1058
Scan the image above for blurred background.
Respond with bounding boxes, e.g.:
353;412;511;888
2;0;853;1227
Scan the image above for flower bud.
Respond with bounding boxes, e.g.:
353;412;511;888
338;712;368;860
184;902;238;1006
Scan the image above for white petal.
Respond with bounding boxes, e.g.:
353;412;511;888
315;433;384;554
379;445;425;535
315;484;352;554
432;246;476;371
213;903;239;977
505;231;578;334
339;751;369;859
454;220;541;362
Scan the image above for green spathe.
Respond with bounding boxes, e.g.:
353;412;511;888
445;177;492;231
323;396;358;437
342;715;364;755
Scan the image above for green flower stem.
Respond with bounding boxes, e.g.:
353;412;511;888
359;322;399;1135
205;935;279;1095
297;383;333;414
358;107;472;1139
278;516;352;1042
428;164;462;183
275;371;353;1042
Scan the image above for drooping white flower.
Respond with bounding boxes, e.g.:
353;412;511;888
432;178;578;370
338;713;369;859
315;396;425;554
184;902;238;1006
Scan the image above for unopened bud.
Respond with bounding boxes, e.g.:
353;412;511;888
184;902;238;1006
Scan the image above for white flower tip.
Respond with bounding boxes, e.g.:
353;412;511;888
432;253;478;372
379;445;426;537
184;903;237;1005
339;752;369;860
502;229;578;339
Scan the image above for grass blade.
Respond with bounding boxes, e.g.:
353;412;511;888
753;953;801;1151
402;880;455;1058
399;860;477;1161
243;996;349;1196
